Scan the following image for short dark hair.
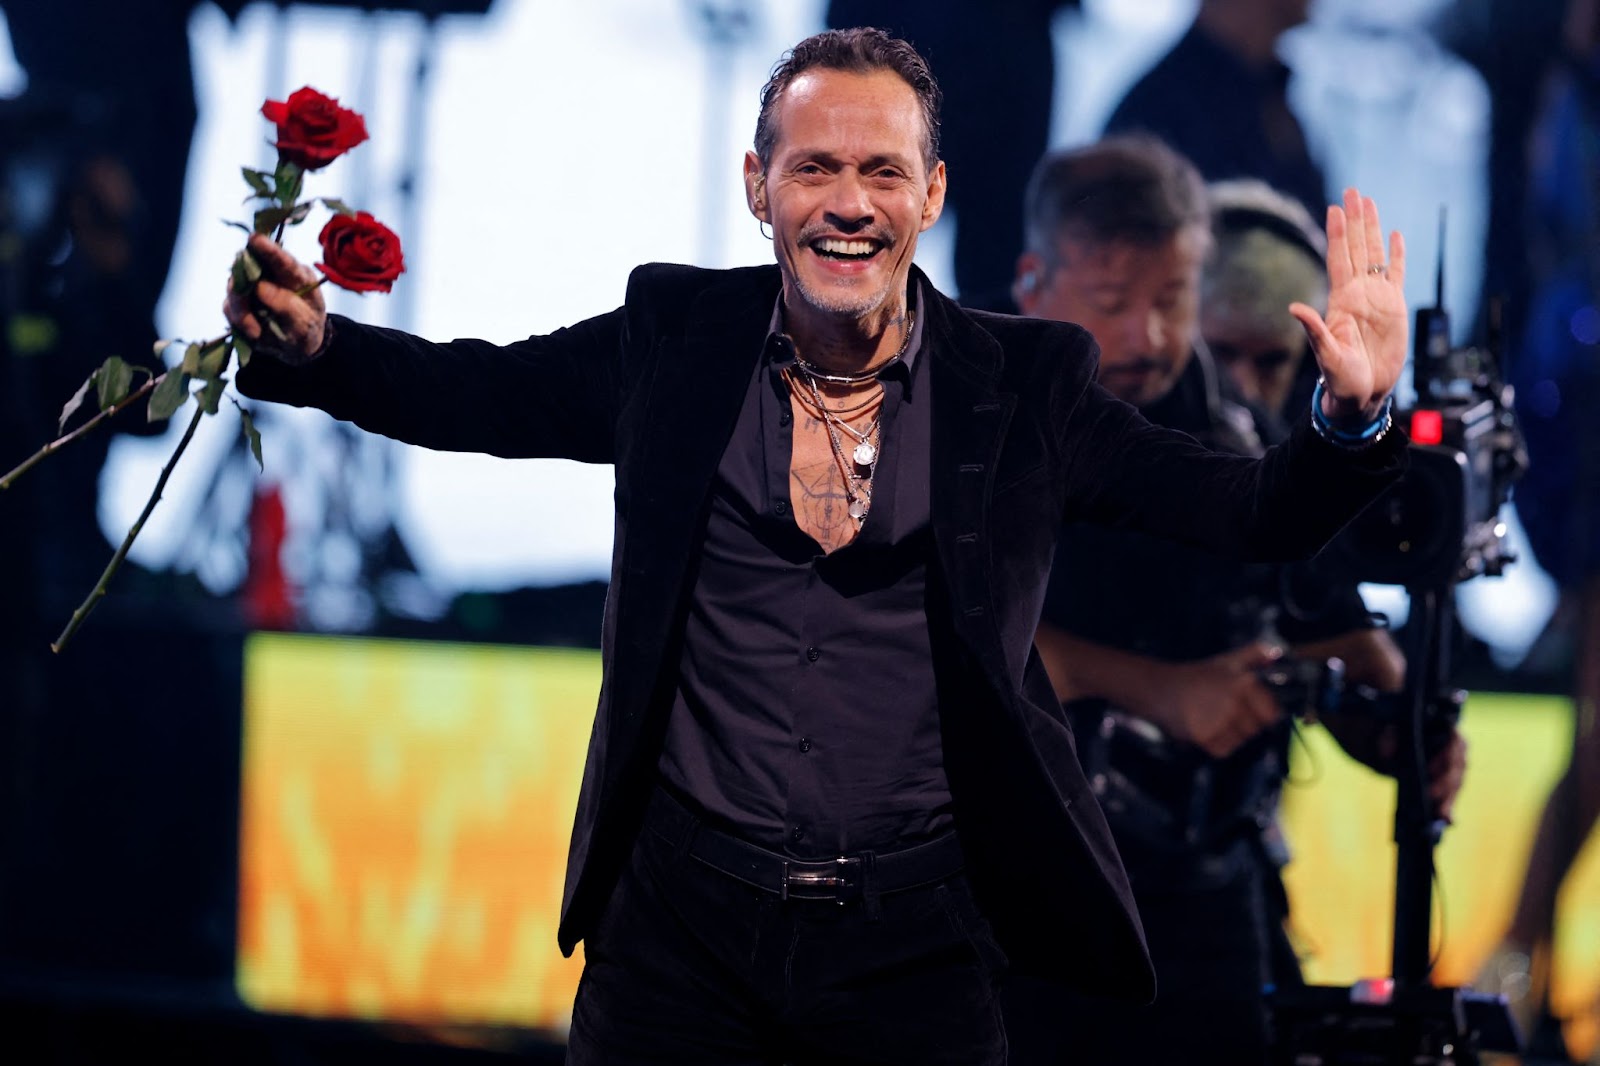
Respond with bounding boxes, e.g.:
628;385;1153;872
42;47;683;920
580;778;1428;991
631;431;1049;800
754;27;943;172
1022;135;1209;264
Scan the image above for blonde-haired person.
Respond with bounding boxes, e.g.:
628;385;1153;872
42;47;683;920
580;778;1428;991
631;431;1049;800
1201;179;1330;430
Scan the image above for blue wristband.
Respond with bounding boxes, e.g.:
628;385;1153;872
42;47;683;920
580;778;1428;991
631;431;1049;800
1311;380;1392;443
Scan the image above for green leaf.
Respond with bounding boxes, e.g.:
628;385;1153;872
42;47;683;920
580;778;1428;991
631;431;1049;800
198;376;226;416
242;167;275;197
198;343;228;381
234;333;252;369
274;160;303;204
58;370;97;433
181;342;202;376
320;197;356;217
94;356;135;410
231;248;263;294
239;406;264;473
148;370;191;422
152;338;178;360
253;204;294;235
221;218;253;234
284;201;313;226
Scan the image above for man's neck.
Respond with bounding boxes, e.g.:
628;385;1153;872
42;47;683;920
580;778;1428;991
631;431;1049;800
783;291;913;374
1196;1;1299;68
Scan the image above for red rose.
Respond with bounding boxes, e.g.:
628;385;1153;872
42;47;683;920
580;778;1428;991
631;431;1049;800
261;87;369;171
316;212;405;293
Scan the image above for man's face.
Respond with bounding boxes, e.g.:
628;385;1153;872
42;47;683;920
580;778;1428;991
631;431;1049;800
1016;227;1206;406
1202;311;1309;417
746;69;945;323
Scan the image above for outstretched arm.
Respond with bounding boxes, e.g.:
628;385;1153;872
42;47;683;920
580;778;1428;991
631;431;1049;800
226;235;627;463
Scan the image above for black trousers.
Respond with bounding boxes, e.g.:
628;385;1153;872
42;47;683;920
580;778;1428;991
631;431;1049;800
566;808;1007;1065
1005;840;1296;1066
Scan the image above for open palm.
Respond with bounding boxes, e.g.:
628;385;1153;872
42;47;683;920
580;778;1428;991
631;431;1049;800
1288;188;1408;421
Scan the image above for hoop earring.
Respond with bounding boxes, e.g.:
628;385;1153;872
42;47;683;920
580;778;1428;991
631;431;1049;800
759;219;773;240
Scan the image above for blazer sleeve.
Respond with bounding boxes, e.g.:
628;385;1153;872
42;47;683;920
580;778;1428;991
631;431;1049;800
235;303;627;464
1058;357;1407;564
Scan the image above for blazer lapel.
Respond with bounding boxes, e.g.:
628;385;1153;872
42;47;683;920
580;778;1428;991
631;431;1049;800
923;280;1016;680
613;268;779;687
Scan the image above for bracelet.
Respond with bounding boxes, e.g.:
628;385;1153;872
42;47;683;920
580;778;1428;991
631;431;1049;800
1311;380;1395;450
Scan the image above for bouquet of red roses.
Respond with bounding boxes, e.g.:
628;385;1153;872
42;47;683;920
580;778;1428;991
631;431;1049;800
0;87;405;651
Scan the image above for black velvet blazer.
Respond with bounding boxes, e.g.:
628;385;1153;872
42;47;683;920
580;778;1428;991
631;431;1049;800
239;262;1405;999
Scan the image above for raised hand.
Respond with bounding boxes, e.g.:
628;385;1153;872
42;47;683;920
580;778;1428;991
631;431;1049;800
1288;188;1408;423
222;234;328;363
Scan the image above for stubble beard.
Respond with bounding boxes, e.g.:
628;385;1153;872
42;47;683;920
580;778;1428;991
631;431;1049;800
792;270;896;320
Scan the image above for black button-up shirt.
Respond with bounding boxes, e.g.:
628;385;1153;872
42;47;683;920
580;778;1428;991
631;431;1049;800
658;288;948;857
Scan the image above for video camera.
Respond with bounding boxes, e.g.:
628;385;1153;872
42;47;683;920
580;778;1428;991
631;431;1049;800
1323;253;1527;589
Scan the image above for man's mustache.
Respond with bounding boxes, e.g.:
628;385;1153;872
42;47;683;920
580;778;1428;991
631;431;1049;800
795;223;897;248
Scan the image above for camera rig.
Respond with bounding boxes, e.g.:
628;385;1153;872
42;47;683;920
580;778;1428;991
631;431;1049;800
1270;233;1528;1065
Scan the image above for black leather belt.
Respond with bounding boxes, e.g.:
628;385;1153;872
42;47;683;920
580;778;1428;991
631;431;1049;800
646;788;965;902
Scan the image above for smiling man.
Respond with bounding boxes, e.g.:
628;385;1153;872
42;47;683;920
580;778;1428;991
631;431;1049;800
228;28;1411;1065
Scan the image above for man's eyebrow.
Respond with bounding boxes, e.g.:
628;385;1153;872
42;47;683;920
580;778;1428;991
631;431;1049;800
782;149;916;170
859;153;915;170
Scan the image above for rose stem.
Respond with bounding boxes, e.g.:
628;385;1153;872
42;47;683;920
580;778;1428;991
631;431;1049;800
49;333;231;653
51;393;209;653
0;375;160;491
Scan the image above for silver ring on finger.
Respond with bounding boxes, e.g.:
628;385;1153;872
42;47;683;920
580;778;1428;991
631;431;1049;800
1367;264;1387;276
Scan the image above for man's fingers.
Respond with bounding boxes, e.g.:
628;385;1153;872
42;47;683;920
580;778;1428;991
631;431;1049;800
1326;204;1353;286
1224;640;1281;671
254;277;297;313
1243;681;1281;730
1362;194;1385;270
1427;734;1468;821
248;233;319;289
1388;229;1407;291
1343;188;1368;275
223;294;263;343
1289;302;1339;367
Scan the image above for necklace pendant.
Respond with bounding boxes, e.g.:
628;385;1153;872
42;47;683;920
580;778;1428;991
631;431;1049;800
852;441;876;467
848;498;869;521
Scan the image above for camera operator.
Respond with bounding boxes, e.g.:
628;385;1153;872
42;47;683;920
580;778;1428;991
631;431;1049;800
1000;137;1465;1065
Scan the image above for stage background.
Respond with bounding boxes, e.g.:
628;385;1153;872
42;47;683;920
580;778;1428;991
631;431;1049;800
238;635;1600;1057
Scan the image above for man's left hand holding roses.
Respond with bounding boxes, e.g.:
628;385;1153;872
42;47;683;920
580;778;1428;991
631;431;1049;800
224;235;328;362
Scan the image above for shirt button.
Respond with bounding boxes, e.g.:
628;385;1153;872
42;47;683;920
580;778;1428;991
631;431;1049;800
798;737;812;753
806;646;820;662
791;827;805;843
779;410;793;427
775;500;789;517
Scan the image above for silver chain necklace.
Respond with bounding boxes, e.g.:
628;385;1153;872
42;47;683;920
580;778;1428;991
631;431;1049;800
789;311;911;526
791;310;915;386
803;371;881;523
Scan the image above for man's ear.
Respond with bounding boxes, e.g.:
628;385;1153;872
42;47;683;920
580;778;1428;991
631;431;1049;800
743;151;768;221
1014;251;1045;313
919;160;947;231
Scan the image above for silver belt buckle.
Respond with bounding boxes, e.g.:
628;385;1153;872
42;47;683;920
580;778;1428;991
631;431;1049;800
781;856;857;901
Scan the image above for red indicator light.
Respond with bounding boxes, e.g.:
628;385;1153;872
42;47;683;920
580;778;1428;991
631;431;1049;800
1410;409;1444;445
